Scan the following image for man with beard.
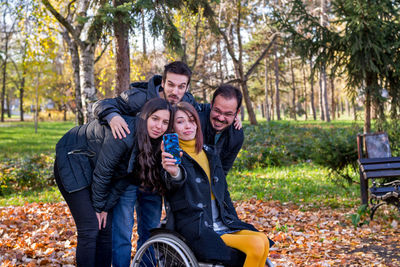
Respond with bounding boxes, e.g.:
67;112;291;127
199;84;244;176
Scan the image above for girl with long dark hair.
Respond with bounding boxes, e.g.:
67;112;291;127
161;102;271;267
54;98;172;267
111;99;171;267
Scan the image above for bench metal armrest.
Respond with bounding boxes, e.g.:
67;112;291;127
382;180;400;187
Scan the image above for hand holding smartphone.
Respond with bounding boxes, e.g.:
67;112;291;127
163;133;181;164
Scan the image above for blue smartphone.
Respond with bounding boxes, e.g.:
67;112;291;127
163;133;181;164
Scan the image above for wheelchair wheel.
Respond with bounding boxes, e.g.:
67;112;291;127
131;232;199;267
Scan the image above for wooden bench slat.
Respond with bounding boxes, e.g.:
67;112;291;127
364;170;400;179
358;157;400;164
361;162;400;171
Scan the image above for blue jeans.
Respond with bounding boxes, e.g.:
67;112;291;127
112;184;162;267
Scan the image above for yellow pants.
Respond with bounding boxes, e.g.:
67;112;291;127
221;230;269;267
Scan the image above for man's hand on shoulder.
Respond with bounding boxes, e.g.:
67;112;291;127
234;113;242;130
110;115;130;139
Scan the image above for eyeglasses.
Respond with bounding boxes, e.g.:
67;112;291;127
211;107;237;119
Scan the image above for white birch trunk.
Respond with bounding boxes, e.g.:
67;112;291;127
79;44;97;123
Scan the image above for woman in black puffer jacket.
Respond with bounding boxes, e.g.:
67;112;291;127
54;98;172;267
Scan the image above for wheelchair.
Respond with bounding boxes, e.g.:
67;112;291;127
131;203;274;267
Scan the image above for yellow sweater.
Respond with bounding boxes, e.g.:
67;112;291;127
179;139;215;199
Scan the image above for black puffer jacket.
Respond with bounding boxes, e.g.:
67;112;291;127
199;105;244;176
93;75;199;121
162;145;256;264
55;116;139;212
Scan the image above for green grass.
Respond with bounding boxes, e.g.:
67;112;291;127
0;121;75;158
0;121;73;206
227;163;360;209
0;186;63;206
0;120;362;209
243;117;363;128
1;163;360;208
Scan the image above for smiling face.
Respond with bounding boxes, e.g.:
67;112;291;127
147;109;171;139
210;95;239;133
161;72;189;105
174;110;197;141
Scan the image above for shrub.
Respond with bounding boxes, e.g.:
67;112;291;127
311;126;360;183
383;120;400;157
234;121;362;183
0;154;55;196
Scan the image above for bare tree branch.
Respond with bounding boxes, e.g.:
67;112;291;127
244;32;279;81
41;0;82;46
94;40;111;63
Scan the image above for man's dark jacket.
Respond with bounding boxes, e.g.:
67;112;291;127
55;116;139;212
199;105;244;176
93;75;199;121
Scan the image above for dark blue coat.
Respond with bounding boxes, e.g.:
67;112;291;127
55;116;139;212
162;145;256;263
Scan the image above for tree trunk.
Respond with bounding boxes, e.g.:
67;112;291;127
321;66;330;122
141;9;147;57
234;0;256;125
319;71;325;120
364;75;375;133
320;0;330;122
1;34;9;122
240;80;257;124
261;103;265;118
113;0;131;96
6;93;11;118
270;74;274;120
352;99;357;121
346;98;350;117
309;61;316;120
35;73;40;133
217;39;224;83
181;27;187;64
63;104;67;121
20;83;24;121
290;58;297;120
62;31;84;125
20;62;26;122
202;87;207;102
330;75;336;120
274;43;281;120
79;44;97;123
264;57;271;121
302;65;308;120
42;0;104;123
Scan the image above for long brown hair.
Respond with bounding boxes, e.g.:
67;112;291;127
136;98;173;193
174;102;203;153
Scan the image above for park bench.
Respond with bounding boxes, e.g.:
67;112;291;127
357;132;400;220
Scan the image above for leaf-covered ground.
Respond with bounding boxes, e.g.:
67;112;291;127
0;200;399;266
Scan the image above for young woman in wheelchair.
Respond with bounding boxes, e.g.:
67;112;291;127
161;102;271;267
